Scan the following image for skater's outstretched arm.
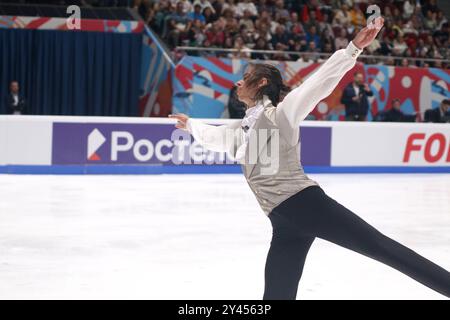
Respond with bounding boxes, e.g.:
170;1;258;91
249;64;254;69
169;113;241;153
276;17;384;129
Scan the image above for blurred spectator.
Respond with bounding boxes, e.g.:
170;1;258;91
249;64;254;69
239;24;254;46
436;11;448;29
376;99;417;122
205;20;225;46
286;12;304;35
341;72;373;121
322;42;334;54
187;19;206;46
229;35;251;59
188;4;206;24
212;0;225;15
222;8;239;34
272;42;291;61
251;37;271;60
274;0;289;20
424;99;450;123
239;9;255;32
289;38;306;60
365;33;381;55
271;25;290;49
202;6;216;24
332;3;351;26
223;36;234;49
392;34;408;55
423;10;437;30
349;4;365;27
434;22;449;47
402;0;415;19
163;1;191;48
254;21;272;43
144;5;159;32
318;12;333;35
335;28;349;50
320;28;335;52
4;81;26;115
152;0;172;34
400;58;413;68
256;0;271;14
193;0;215;13
171;0;193;14
221;0;238;16
305;10;320;31
422;0;439;15
307;41;320;62
305;25;320;49
236;0;257;18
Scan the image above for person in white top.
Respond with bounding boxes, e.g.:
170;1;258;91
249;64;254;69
192;0;215;14
169;17;450;299
235;0;258;18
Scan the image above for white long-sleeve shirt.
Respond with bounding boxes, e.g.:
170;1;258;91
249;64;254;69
187;41;362;154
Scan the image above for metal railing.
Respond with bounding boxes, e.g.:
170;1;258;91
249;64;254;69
175;46;450;65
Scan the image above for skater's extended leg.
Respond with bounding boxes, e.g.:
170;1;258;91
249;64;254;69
263;214;315;300
273;186;450;298
313;189;450;298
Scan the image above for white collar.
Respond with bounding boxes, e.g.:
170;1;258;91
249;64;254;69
235;96;272;162
245;102;264;117
245;95;272;114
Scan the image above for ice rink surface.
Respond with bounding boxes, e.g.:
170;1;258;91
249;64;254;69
0;173;449;300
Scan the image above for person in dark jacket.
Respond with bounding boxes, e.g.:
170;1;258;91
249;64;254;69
424;99;450;123
4;81;27;115
378;99;417;122
341;72;373;121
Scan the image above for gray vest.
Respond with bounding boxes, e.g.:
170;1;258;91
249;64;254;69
227;102;319;216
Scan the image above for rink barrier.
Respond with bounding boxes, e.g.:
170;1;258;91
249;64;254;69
0;115;449;174
0;165;449;174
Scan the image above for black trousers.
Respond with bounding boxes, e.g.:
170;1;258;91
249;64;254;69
263;186;450;299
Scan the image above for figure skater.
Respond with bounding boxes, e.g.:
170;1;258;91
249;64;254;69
169;17;450;299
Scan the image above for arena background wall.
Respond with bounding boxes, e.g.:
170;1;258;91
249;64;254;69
173;56;450;121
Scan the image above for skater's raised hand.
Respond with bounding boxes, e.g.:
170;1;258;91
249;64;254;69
168;113;190;130
352;17;384;50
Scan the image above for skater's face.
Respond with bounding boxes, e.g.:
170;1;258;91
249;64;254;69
235;63;289;109
235;65;268;107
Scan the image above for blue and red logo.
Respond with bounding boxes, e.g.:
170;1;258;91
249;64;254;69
87;128;106;161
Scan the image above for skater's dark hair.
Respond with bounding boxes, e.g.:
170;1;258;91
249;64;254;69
245;63;290;107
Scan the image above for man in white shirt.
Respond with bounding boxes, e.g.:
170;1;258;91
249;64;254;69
235;0;257;18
